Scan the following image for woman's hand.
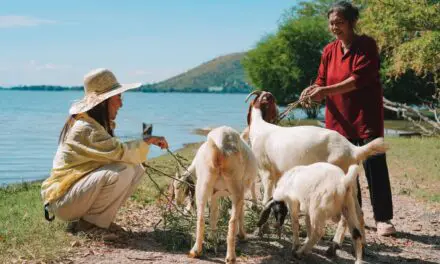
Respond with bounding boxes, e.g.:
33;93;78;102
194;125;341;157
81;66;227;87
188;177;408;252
299;85;325;107
144;136;169;149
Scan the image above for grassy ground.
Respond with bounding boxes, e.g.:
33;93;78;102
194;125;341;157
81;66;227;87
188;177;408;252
0;182;71;263
0;124;438;263
0;143;201;263
386;137;440;203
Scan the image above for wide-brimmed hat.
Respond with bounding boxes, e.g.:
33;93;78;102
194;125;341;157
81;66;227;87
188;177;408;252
69;68;141;115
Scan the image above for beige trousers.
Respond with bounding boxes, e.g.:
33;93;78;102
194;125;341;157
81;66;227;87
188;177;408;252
51;163;145;228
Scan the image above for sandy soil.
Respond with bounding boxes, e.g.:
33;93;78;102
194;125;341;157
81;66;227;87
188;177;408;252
54;169;440;264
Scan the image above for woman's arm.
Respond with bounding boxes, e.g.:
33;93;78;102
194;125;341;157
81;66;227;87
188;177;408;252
300;76;357;102
314;76;357;98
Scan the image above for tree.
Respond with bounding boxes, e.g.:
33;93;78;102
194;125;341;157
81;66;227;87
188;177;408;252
356;0;440;135
242;15;331;107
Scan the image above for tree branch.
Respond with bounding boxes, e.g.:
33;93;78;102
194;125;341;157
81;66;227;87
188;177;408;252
383;97;440;136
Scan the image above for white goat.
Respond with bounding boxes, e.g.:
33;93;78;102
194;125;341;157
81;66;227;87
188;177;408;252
245;90;389;254
258;163;363;264
174;126;258;263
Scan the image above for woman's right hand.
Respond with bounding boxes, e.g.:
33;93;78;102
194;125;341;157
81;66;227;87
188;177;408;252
299;84;323;107
144;136;169;149
300;84;318;100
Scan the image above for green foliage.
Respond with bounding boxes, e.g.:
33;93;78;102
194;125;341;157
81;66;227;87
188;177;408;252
281;0;334;20
357;0;440;102
243;15;331;105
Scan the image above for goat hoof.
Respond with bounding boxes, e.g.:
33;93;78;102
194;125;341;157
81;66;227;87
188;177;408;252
188;249;201;258
237;233;247;241
291;250;297;259
326;243;340;257
292;250;304;259
253;227;265;237
225;256;236;263
292;243;300;252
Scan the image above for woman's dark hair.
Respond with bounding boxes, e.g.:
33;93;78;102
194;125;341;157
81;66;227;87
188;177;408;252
327;1;359;25
58;99;113;144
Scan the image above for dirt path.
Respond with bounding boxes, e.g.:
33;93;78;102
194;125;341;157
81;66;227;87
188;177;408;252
62;173;440;264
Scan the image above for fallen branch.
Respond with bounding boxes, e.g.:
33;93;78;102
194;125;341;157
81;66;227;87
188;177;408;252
383;97;440;136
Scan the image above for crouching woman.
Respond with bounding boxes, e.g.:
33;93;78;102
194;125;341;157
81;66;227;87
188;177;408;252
41;68;168;232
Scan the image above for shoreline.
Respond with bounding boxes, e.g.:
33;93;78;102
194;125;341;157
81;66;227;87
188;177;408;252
0;140;202;188
0;118;422;187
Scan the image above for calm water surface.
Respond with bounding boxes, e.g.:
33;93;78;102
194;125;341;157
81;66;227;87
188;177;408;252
0;90;308;185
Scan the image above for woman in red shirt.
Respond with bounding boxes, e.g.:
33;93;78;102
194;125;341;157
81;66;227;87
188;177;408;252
300;1;395;236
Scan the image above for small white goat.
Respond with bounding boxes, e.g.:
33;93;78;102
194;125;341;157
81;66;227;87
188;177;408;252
245;90;389;254
174;126;258;263
258;163;363;264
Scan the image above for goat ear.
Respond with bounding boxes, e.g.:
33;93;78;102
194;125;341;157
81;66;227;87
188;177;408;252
265;101;279;124
257;199;274;227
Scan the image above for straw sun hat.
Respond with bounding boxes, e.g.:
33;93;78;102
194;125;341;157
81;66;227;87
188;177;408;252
69;68;141;115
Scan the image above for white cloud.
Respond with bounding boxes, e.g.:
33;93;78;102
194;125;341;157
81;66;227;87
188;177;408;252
26;60;71;71
0;15;56;28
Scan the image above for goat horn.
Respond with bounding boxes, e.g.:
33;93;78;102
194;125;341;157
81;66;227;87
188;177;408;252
245;90;263;103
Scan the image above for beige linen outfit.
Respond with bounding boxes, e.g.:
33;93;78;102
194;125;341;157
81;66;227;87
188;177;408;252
41;113;150;228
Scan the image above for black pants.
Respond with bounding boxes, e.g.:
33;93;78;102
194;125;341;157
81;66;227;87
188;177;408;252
350;137;394;222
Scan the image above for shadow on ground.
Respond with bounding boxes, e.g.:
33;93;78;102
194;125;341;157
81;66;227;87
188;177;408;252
92;226;440;264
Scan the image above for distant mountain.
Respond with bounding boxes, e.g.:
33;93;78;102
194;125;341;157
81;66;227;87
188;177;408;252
0;52;253;93
140;52;253;93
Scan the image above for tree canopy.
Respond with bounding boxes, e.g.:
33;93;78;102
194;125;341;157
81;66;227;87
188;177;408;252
357;0;440;79
357;0;440;105
242;8;332;105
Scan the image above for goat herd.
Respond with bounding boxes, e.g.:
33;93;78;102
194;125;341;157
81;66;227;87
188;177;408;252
171;91;389;264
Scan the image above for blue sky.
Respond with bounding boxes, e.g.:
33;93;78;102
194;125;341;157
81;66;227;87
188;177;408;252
1;0;298;86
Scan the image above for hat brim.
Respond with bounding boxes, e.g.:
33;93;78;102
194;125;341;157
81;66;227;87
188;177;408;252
69;82;142;115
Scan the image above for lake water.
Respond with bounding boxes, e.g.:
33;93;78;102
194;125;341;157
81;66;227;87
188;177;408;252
0;90;309;185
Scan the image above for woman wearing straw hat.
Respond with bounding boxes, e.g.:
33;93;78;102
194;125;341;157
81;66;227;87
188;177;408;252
41;68;168;233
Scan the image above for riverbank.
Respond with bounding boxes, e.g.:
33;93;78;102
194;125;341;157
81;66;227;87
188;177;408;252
1;136;439;263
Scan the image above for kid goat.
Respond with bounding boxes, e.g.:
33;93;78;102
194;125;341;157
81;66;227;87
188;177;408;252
258;163;363;264
245;90;389;255
173;126;258;263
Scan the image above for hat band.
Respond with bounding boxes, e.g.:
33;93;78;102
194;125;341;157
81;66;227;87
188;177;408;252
95;82;121;95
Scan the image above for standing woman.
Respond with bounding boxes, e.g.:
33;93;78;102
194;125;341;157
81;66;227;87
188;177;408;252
299;1;396;236
41;68;168;232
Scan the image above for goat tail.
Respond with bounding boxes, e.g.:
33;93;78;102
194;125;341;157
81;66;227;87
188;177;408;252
342;164;360;190
206;137;226;168
354;137;389;162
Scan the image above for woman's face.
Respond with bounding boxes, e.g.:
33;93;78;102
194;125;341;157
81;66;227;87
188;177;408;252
108;94;122;120
328;11;354;40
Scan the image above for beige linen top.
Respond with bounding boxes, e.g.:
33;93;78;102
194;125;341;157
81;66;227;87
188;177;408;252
41;113;149;204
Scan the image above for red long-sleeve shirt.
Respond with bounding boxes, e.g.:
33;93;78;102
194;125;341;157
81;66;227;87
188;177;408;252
315;35;384;139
